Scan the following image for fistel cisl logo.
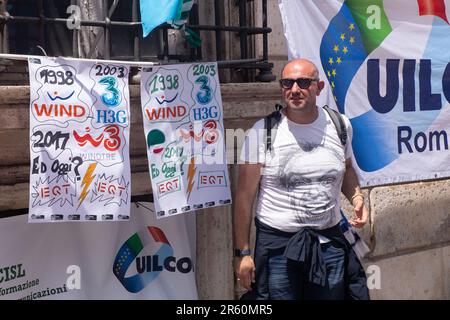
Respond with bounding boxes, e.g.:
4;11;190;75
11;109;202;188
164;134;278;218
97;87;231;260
113;226;193;293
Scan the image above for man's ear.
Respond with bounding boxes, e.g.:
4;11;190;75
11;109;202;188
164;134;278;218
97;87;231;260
317;80;325;95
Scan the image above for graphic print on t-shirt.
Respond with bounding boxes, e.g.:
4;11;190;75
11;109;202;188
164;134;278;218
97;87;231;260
276;142;344;226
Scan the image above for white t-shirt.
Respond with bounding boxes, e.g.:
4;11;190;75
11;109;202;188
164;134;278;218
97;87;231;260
240;107;353;233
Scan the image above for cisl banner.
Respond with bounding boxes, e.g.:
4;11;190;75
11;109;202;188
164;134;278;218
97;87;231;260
0;202;197;300
28;57;131;222
140;63;232;218
279;0;450;186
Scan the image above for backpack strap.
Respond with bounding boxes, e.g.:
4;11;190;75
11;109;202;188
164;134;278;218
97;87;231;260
264;104;283;152
323;105;347;147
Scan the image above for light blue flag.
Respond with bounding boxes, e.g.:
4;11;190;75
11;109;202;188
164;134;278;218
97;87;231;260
140;0;182;37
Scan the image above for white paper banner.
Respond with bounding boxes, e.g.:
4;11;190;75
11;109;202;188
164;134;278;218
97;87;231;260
0;202;197;300
28;57;131;222
140;63;232;218
279;0;450;186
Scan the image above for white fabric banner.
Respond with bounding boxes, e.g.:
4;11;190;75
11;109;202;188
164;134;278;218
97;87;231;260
140;63;232;218
28;57;131;222
0;202;197;300
279;0;450;186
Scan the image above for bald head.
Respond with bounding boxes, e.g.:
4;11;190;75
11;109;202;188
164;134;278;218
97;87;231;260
279;58;325;123
281;59;319;80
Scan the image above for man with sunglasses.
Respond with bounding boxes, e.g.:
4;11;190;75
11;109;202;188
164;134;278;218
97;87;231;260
234;59;369;300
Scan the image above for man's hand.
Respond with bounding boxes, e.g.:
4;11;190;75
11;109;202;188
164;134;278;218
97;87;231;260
349;198;368;228
342;159;368;228
235;256;255;291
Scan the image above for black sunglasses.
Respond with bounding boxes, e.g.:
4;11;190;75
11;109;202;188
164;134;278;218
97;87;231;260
279;78;318;89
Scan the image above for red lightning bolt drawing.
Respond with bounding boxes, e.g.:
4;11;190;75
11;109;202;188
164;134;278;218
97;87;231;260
187;156;196;200
78;163;97;209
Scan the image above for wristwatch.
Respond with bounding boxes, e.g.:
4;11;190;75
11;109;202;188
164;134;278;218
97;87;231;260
234;248;252;257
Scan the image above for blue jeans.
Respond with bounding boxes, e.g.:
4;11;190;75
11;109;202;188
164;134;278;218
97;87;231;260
267;242;346;300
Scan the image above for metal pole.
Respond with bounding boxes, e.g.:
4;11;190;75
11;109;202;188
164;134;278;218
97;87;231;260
132;0;140;61
0;53;158;66
192;3;201;60
105;0;120;60
0;53;262;68
71;0;79;58
103;0;110;59
238;0;248;60
214;0;222;61
163;27;169;62
38;0;45;51
256;0;274;82
0;15;270;34
0;0;6;53
2;7;7;53
262;0;268;62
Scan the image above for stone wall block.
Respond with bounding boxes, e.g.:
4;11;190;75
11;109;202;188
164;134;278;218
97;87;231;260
365;247;448;300
369;180;450;258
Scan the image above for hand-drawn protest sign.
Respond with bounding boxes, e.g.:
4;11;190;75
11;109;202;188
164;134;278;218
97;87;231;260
28;57;131;222
140;63;232;218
